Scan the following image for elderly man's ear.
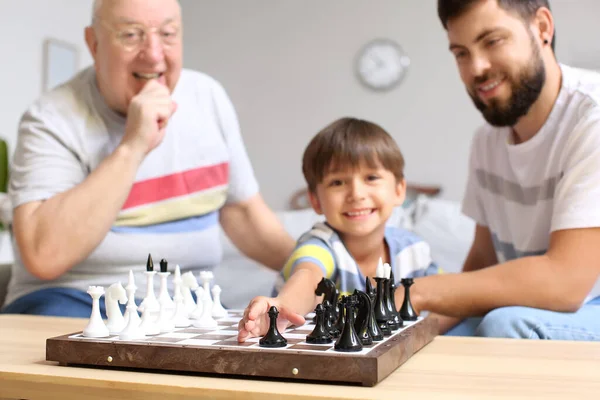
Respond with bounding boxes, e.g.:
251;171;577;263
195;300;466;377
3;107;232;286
85;26;99;60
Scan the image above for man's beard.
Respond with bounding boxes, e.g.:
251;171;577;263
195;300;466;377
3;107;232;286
469;49;546;127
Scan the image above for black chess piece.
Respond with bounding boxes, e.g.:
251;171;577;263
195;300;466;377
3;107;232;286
353;289;373;345
306;304;333;344
383;275;400;331
373;276;392;336
314;278;338;322
159;258;168;273
259;306;288;348
387;270;403;329
334;301;345;333
323;300;340;338
146;254;154;272
334;295;363;352
400;278;418;321
365;276;376;299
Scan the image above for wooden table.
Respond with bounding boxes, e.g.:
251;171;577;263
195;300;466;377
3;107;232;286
1;315;600;399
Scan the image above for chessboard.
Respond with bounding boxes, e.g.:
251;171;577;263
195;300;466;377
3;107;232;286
46;310;438;387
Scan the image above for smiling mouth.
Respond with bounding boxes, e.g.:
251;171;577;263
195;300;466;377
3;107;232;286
477;77;505;95
133;72;164;80
343;209;375;217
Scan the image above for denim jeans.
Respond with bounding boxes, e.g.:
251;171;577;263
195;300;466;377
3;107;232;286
1;287;128;318
445;296;600;340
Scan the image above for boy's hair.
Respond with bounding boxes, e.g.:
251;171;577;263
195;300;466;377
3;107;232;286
437;0;555;51
302;117;405;193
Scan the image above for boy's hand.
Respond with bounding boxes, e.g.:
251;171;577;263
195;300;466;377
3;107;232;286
237;296;306;342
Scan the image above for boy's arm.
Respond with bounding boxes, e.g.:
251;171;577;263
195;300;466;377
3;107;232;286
237;262;325;342
277;263;327;315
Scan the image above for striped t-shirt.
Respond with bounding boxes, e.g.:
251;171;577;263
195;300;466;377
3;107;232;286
5;67;258;305
462;64;600;303
272;222;441;297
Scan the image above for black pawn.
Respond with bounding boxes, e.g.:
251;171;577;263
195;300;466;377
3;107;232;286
334;296;363;352
400;278;418;321
259;306;288;348
323;300;340;338
146;254;154;272
306;304;332;344
160;258;168;273
353;289;373;345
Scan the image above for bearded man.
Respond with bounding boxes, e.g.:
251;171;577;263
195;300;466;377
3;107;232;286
401;0;600;340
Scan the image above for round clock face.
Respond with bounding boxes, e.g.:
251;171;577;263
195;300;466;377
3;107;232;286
356;39;410;91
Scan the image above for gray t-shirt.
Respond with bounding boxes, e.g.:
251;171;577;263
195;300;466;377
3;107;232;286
5;67;258;305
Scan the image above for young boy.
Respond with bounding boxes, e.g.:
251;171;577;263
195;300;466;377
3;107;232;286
237;117;440;342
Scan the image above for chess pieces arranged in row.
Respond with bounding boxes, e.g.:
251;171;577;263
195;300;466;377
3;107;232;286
81;254;228;338
258;258;419;352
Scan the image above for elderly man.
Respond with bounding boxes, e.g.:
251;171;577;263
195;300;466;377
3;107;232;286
1;0;294;317
404;0;600;340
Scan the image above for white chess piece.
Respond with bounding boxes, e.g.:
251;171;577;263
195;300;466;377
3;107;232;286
376;257;385;278
384;262;391;280
193;272;217;328
172;265;191;328
105;282;127;335
139;303;160;336
83;286;110;338
119;270;145;340
190;286;204;319
157;259;175;315
211;285;228;318
156;295;175;333
181;271;199;316
138;266;159;314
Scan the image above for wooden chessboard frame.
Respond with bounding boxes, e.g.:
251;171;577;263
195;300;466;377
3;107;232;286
46;316;438;387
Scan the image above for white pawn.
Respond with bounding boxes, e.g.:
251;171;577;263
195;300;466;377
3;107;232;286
139;303;160;336
190;286;205;319
181;271;199;316
119;270;145;340
172;265;191;328
104;282;127;335
157;258;175;315
157;295;175;333
211;285;228;318
193;272;217;328
138;254;159;314
83;286;110;338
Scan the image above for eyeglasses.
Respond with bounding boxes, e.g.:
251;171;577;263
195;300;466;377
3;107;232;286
97;18;181;52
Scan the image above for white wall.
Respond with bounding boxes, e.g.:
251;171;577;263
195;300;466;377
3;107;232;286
1;0;600;211
181;0;600;210
0;0;94;155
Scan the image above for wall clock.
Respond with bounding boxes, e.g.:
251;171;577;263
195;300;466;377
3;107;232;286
356;38;410;91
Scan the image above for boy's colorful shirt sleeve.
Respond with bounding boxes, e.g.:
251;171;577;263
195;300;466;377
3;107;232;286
281;238;336;280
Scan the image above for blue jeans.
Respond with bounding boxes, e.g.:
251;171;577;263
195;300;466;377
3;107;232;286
0;287;128;318
445;296;600;340
0;287;204;318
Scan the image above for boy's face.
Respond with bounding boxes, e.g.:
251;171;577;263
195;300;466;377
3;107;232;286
446;0;546;126
308;162;406;240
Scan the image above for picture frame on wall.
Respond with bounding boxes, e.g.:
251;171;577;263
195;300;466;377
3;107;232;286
42;38;78;92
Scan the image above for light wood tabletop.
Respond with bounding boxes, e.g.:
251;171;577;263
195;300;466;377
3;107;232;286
1;314;600;399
